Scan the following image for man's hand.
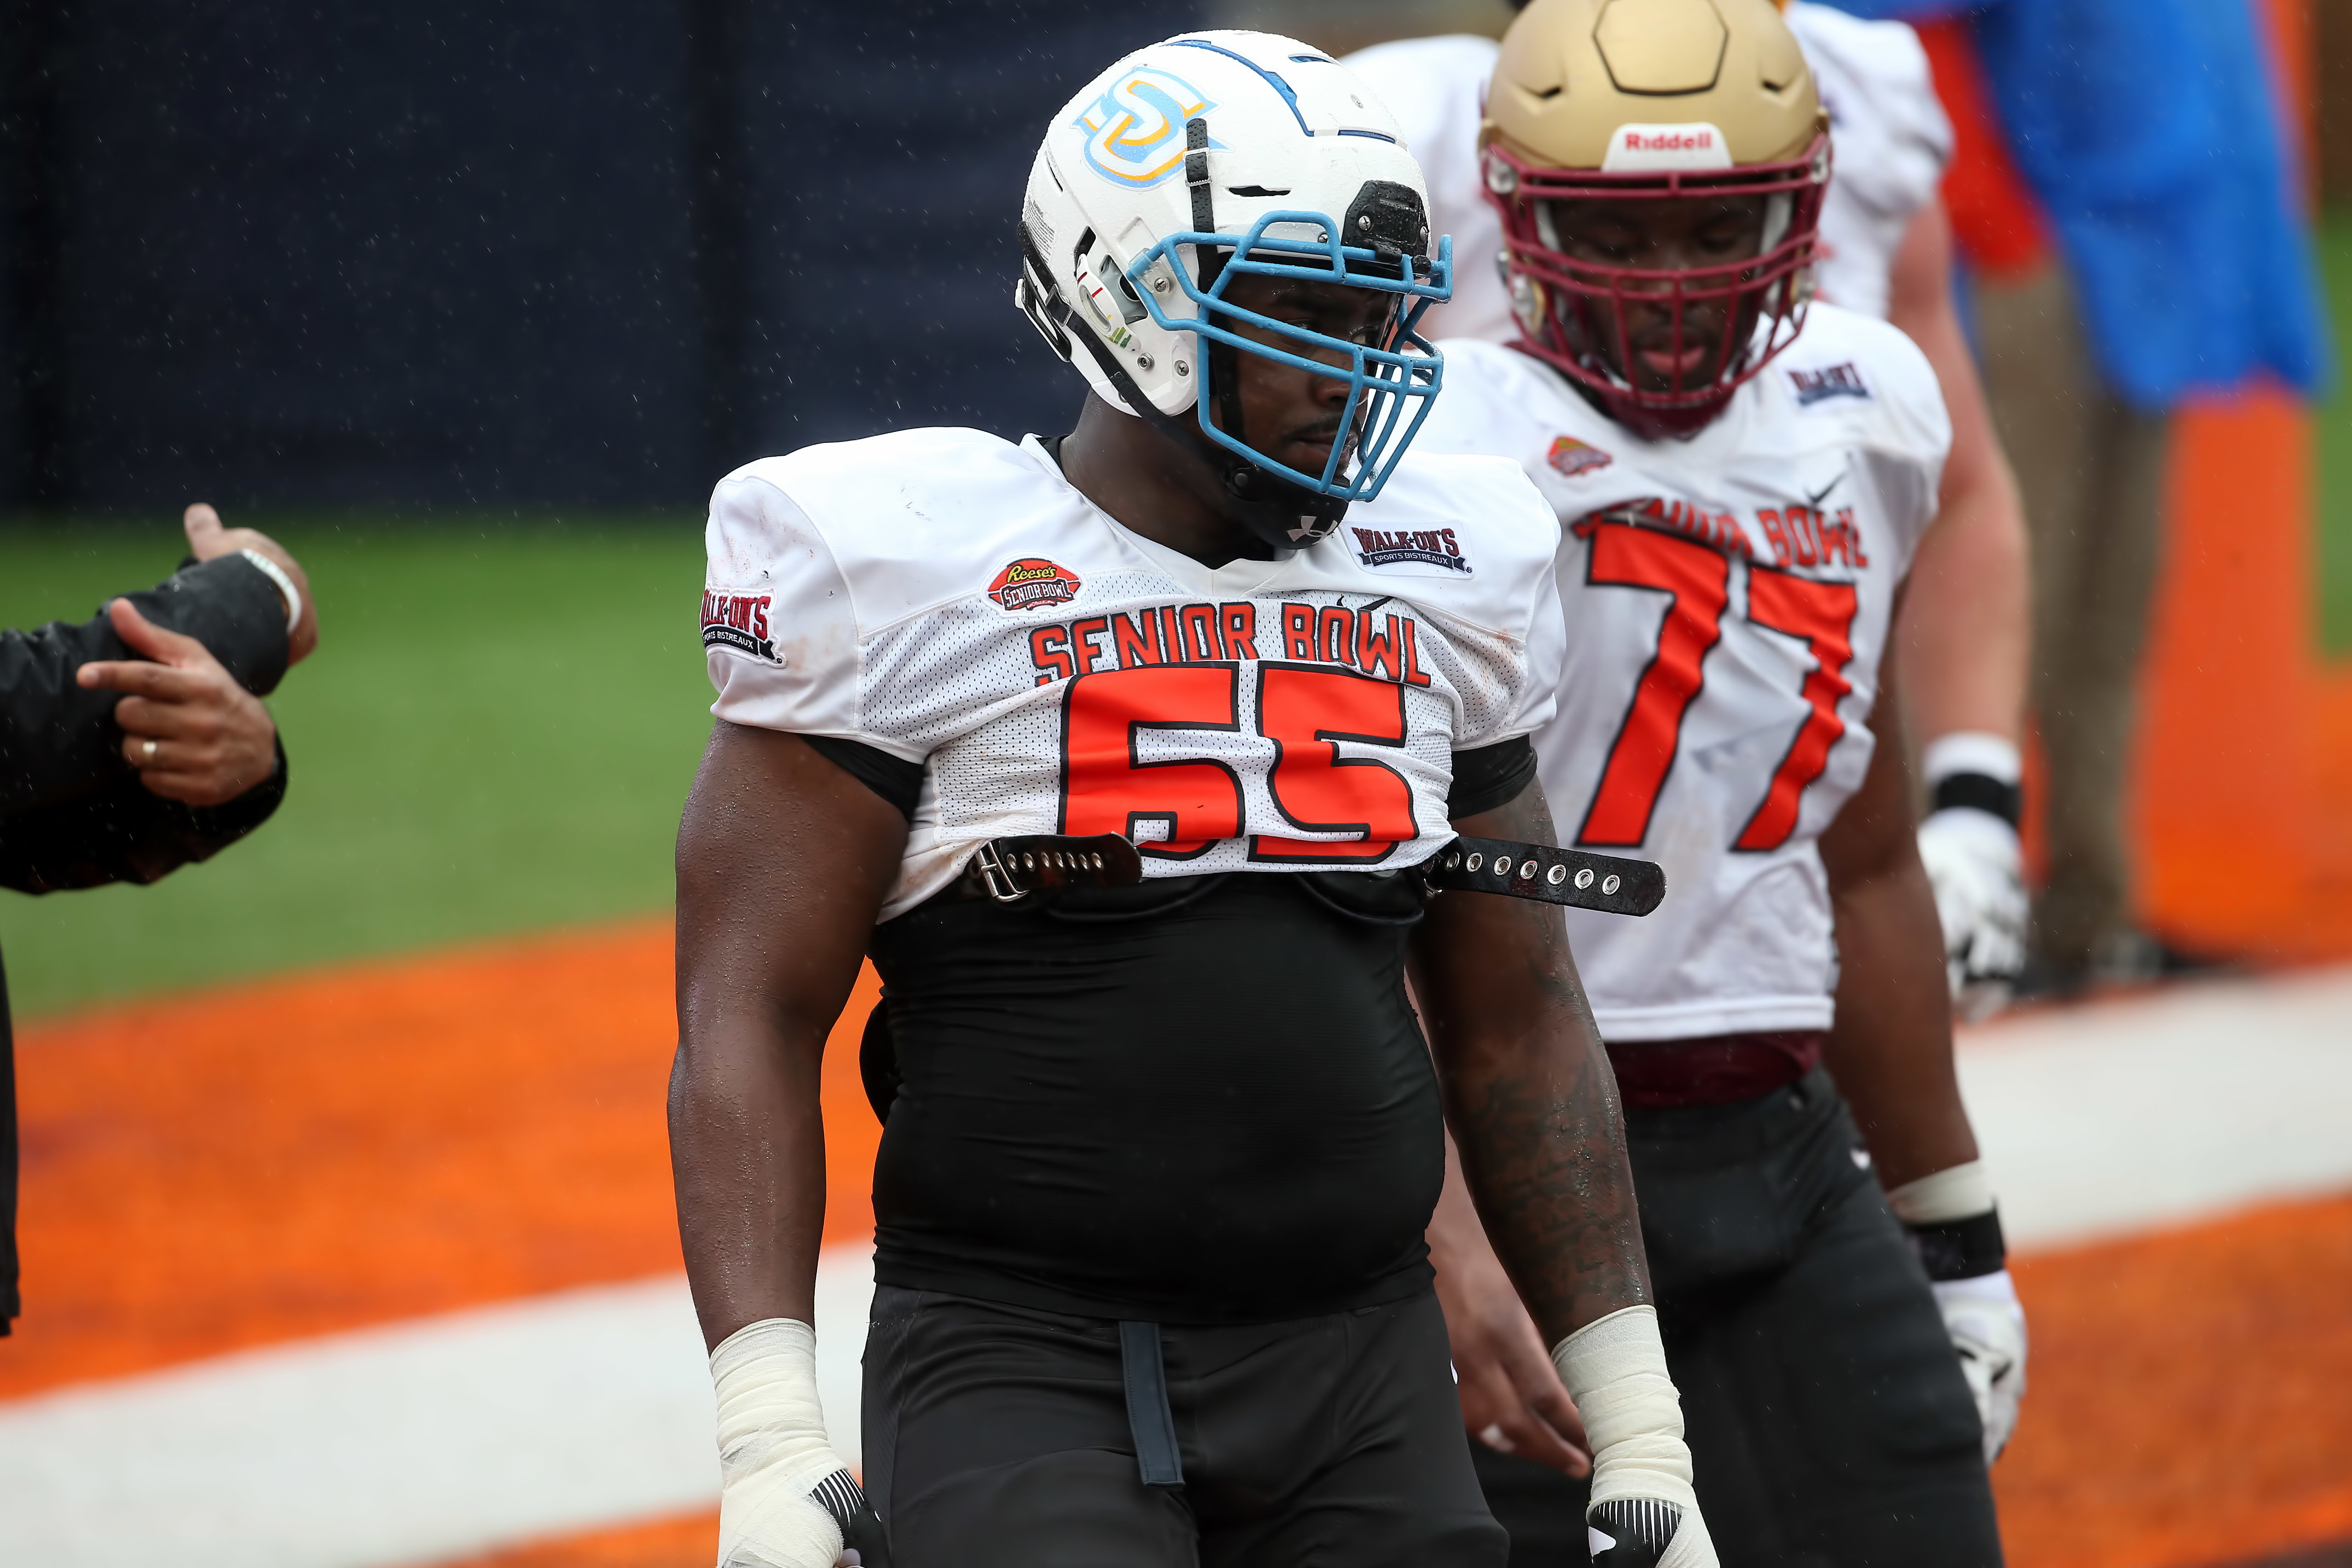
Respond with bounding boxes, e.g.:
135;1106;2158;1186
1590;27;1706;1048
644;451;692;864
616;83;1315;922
1931;1271;2028;1463
1430;1135;1590;1475
713;1319;877;1568
1916;807;2028;1022
76;598;279;807
183;501;319;665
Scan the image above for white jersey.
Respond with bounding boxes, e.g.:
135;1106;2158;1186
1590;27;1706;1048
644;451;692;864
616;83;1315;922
1415;308;1950;1039
1342;35;1516;346
1786;1;1953;320
703;428;1566;920
1342;11;1951;330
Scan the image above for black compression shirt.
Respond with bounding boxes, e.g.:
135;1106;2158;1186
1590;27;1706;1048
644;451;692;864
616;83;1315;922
867;872;1442;1325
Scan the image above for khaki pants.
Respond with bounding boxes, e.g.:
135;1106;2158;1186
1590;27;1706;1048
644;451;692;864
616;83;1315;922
1969;263;2174;971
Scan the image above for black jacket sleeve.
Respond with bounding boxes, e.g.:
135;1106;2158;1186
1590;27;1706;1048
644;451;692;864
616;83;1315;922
0;553;290;817
0;738;288;894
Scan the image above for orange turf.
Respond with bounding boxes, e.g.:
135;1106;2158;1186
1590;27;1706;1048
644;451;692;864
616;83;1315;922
3;920;881;1400
429;1510;716;1568
1996;1193;2352;1568
9;933;2351;1568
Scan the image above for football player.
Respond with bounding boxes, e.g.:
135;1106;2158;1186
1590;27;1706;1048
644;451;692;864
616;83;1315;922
672;31;1719;1568
1404;0;2023;1562
1347;0;2030;1023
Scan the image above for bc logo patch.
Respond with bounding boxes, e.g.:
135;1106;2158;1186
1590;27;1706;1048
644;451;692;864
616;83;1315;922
702;590;777;662
1787;360;1871;407
1547;436;1613;478
1072;67;1217;188
988;558;1083;612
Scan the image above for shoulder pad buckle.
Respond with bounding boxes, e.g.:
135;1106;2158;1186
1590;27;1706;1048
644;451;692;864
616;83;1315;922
969;834;1144;902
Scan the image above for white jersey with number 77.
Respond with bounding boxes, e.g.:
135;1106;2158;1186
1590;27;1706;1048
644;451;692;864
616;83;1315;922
1413;305;1950;1041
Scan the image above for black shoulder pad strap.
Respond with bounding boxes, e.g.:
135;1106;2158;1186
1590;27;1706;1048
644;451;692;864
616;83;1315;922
1423;837;1664;917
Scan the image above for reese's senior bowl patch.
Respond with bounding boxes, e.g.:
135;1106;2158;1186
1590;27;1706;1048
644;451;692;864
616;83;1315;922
702;590;777;662
988;557;1081;612
1349;525;1471;575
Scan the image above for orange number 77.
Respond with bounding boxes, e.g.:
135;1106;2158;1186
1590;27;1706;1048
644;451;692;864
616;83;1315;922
1574;522;1858;854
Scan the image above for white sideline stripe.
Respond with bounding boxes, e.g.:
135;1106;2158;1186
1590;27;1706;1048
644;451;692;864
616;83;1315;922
5;970;2349;1566
1958;965;2352;1249
0;1244;877;1568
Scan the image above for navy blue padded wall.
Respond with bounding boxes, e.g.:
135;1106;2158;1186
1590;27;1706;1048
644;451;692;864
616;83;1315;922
731;3;1202;464
5;1;1205;511
35;1;703;511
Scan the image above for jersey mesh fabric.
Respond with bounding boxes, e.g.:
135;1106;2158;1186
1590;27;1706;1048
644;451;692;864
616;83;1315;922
1786;1;1953;320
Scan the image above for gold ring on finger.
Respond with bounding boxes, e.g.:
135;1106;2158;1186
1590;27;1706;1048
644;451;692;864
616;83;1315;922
141;738;158;763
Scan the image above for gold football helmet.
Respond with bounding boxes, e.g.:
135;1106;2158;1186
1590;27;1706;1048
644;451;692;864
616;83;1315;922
1481;0;1831;436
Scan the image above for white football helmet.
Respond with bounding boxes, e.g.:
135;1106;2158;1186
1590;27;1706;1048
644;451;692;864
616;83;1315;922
1016;31;1454;549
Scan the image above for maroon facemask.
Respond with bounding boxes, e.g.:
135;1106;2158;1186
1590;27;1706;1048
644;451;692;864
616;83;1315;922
1482;134;1831;441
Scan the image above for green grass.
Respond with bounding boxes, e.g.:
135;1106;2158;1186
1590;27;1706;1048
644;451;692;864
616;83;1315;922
2314;206;2352;652
0;518;713;1018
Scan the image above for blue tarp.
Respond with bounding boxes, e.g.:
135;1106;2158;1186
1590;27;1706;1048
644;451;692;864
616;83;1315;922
1818;0;2329;407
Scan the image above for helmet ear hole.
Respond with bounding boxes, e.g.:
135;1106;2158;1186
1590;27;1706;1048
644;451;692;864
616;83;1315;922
1108;260;1149;325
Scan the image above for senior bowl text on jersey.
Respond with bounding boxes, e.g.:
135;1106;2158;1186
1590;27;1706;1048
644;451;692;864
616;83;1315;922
703;426;1563;912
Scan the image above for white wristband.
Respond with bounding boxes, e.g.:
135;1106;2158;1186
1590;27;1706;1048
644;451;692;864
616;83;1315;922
238;549;302;637
1887;1159;1997;1225
1921;732;2021;789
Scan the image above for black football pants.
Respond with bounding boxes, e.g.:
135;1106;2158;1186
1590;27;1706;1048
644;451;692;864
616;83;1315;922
1477;1068;2004;1568
860;1283;1506;1568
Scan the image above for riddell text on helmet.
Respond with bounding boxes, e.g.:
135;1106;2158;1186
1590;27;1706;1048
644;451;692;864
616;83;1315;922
1602;122;1736;172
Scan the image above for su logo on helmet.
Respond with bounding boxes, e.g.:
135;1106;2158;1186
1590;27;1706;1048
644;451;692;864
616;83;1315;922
1072;67;1217;188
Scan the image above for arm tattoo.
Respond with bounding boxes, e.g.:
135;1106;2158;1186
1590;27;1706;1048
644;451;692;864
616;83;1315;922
1414;780;1652;1337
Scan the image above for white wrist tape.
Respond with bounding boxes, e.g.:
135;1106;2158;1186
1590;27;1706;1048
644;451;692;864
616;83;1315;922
1552;1306;1718;1568
711;1318;857;1568
1887;1159;1996;1225
1551;1305;1696;1513
1921;732;2021;788
237;549;302;636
